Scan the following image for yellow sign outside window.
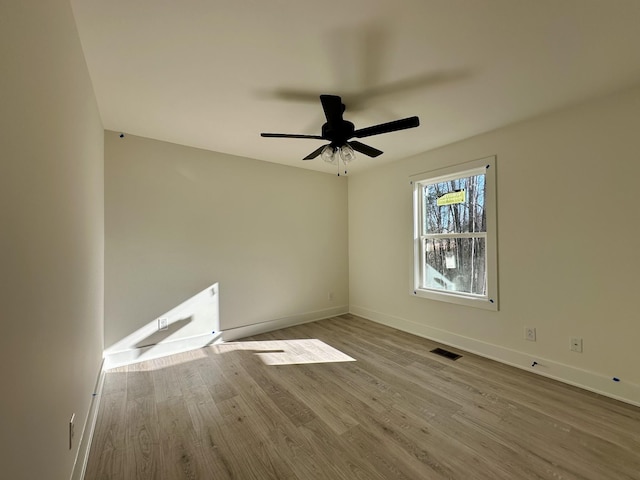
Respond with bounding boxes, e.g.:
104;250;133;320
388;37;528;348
436;190;465;206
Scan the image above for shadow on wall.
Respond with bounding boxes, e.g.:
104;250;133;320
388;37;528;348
105;282;220;364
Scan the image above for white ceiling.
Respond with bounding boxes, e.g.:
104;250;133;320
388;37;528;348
70;0;640;174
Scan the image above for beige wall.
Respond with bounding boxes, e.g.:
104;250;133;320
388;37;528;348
0;1;104;479
105;133;348;351
349;85;640;404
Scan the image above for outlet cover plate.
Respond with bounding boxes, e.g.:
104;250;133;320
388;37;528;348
570;337;583;352
525;327;536;341
158;318;169;331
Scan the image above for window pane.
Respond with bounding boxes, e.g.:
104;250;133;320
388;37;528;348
423;174;486;234
423;237;486;295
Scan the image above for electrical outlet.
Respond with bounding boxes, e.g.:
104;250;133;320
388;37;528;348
524;327;536;341
69;413;75;450
158;318;169;331
570;337;583;353
327;291;334;301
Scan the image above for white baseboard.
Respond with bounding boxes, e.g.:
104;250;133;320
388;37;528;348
104;331;223;369
70;360;106;480
103;306;349;369
221;305;349;341
350;305;640;408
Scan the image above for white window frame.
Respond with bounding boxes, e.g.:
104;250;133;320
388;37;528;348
410;156;498;311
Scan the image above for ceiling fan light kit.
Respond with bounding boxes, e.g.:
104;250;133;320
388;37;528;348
340;144;356;164
321;145;337;164
261;94;420;175
320;144;357;175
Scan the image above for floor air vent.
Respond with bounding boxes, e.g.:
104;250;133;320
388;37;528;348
431;348;462;361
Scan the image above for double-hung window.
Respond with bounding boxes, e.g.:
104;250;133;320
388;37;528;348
411;156;498;310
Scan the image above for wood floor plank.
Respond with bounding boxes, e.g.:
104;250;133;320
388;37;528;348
362;406;506;480
84;390;127;480
87;315;640;479
198;349;239;403
215;394;305;480
294;320;464;419
151;355;183;404
184;396;239;480
264;363;359;435
434;358;640;454
215;366;341;480
297;418;388;480
342;423;439;480
124;395;160;480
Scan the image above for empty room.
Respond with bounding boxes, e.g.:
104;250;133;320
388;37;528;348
2;1;640;479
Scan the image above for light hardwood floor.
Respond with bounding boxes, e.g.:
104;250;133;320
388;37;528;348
86;315;640;479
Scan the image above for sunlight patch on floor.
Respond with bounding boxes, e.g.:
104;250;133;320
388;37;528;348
211;339;356;365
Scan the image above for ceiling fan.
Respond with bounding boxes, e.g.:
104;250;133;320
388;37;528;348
260;94;419;173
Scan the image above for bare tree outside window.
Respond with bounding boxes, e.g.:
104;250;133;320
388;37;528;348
411;157;497;309
413;168;488;299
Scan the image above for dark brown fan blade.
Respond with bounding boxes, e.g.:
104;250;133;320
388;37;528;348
353;116;419;138
349;140;383;158
261;133;324;139
303;144;329;160
319;95;344;126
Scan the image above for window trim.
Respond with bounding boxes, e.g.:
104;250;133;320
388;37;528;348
410;156;498;311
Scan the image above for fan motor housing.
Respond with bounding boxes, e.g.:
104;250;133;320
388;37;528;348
322;120;355;145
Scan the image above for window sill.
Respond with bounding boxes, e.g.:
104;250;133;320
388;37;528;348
412;288;498;311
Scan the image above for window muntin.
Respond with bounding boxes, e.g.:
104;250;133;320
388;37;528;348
411;157;497;310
